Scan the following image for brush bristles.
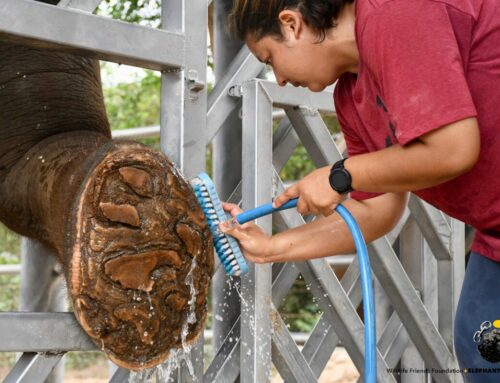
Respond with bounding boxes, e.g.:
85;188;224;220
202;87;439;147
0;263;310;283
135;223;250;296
191;175;249;276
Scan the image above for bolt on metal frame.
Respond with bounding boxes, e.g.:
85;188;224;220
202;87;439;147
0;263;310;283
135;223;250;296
0;1;465;383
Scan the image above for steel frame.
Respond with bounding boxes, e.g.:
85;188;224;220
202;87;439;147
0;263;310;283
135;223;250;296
0;1;465;382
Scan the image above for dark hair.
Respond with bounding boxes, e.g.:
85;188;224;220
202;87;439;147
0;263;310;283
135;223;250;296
228;0;354;42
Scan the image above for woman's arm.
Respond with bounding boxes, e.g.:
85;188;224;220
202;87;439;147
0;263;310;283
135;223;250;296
221;192;408;264
274;117;479;216
347;117;480;192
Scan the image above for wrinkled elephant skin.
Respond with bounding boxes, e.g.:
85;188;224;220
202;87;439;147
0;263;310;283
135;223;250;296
0;36;213;369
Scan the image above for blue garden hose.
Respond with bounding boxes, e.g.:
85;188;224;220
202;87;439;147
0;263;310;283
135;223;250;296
236;198;376;383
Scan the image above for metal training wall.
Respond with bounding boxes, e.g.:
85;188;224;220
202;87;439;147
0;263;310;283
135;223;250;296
0;1;465;382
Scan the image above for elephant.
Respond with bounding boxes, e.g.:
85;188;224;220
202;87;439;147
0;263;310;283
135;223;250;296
0;9;214;371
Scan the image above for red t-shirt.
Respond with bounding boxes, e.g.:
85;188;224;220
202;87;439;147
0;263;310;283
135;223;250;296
334;0;500;261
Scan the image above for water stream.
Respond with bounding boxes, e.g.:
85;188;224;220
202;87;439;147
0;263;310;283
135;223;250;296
129;257;199;383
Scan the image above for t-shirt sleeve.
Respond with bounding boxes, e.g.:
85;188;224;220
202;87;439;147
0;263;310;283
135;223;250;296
359;0;477;145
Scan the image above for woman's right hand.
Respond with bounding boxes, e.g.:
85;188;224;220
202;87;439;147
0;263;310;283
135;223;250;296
219;202;274;264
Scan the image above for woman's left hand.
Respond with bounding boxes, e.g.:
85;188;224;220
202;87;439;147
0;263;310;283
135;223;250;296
219;202;274;264
273;166;346;216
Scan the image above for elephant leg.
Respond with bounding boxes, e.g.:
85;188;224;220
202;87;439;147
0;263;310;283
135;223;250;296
0;40;214;370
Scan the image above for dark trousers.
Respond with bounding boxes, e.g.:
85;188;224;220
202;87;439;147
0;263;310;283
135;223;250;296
454;252;500;382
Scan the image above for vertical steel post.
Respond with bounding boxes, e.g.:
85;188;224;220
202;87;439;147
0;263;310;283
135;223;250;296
399;218;432;383
20;238;66;383
240;81;273;382
161;0;207;381
211;0;245;356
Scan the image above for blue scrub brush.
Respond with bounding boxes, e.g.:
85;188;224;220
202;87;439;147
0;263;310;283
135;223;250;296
191;173;297;276
191;173;249;276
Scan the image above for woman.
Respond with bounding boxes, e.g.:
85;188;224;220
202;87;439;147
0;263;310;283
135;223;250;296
221;0;500;381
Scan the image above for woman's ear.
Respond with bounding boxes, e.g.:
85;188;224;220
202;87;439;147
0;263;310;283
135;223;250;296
278;9;303;40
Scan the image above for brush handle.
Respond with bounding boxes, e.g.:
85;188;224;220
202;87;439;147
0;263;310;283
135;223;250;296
235;198;298;225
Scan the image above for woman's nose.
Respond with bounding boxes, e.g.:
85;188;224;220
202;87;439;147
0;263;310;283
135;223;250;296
277;77;288;87
274;71;288;87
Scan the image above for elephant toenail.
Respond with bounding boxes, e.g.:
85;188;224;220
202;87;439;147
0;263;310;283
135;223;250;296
104;250;182;291
176;223;202;257
99;202;140;227
118;167;153;197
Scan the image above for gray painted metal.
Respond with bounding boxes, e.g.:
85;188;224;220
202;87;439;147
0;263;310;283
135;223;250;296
57;0;102;12
108;368;130;383
0;0;185;70
3;353;63;383
0;313;95;352
408;196;451;260
240;80;274;383
259;81;335;112
112;126;160;139
207;46;264;141
0;264;21;275
19;238;67;383
369;238;459;383
159;0;207;380
211;0;245;357
271;305;318;382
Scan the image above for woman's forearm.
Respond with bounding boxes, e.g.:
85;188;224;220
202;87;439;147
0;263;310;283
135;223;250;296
346;118;479;193
267;192;408;262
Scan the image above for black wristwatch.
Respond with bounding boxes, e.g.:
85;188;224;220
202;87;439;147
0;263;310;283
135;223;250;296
328;158;353;194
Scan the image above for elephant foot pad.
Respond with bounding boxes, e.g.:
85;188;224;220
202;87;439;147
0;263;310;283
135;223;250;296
68;142;213;370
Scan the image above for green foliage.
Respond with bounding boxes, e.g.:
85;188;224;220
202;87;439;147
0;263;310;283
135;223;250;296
279;114;340;182
103;69;161;131
0;224;20;257
65;352;106;370
279;275;322;333
99;0;161;26
0;224;21;312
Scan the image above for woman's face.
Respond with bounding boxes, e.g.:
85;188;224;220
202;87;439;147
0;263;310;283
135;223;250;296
246;8;358;92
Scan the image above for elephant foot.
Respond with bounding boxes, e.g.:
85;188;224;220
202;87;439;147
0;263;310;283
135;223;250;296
67;141;214;370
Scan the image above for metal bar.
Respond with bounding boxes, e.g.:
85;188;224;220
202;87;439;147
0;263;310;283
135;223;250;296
205;246;303;380
369;237;458;383
0;313;95;352
270;306;318;382
274;195;387;376
240;80;274;383
112;126;160;139
161;0;185;171
446;219;465;355
273;199;395;381
300;256;362;378
207;46;264;142
259;81;335;112
226;117;299;205
3;352;64;383
109;368;130;383
204;322;241;383
284;106;342;167
0;264;21;275
0;0;184;70
399;217;429;383
57;0;102;12
301;314;338;380
298;260;396;383
408;196;451;261
377;311;409;369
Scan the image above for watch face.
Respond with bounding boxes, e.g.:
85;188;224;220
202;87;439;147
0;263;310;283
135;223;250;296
330;171;350;190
